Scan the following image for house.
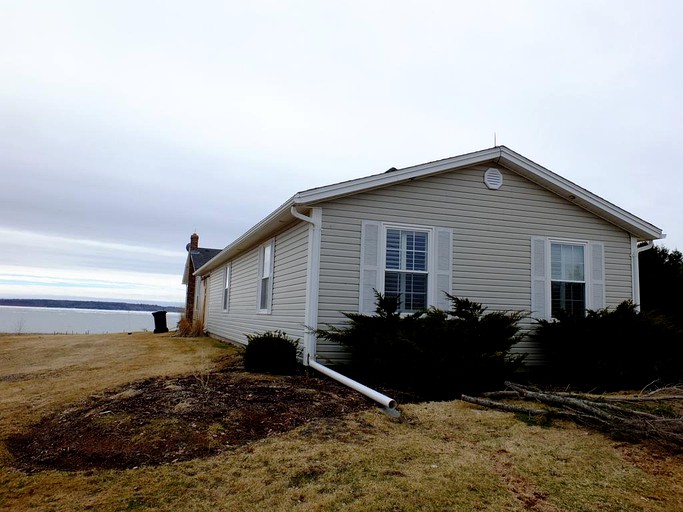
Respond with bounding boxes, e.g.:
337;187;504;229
193;146;663;366
182;233;221;324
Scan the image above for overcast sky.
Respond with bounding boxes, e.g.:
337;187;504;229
1;0;681;305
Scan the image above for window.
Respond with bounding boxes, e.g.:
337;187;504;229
531;237;604;321
550;242;586;318
223;264;231;311
384;229;429;312
257;241;274;313
360;221;452;315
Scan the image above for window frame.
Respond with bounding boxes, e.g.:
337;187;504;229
256;239;275;314
548;238;588;319
380;223;435;314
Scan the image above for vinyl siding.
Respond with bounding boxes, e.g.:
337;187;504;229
205;220;309;346
316;165;633;364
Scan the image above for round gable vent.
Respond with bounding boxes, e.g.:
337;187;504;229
484;168;503;190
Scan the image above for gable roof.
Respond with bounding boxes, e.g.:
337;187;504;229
182;247;222;284
196;146;663;276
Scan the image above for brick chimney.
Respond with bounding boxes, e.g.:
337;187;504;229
185;233;199;322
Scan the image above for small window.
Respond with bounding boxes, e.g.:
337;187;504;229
223;264;231;311
384;228;428;313
257;241;274;313
551;242;586;317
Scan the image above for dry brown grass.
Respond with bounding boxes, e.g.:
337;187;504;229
0;332;225;439
1;332;683;511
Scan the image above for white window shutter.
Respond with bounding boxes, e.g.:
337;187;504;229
589;241;605;310
531;237;548;320
359;221;381;314
434;227;453;310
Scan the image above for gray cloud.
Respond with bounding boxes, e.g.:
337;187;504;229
1;1;681;302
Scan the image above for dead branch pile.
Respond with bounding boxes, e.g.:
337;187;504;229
462;382;683;451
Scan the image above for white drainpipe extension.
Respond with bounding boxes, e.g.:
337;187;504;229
308;358;397;409
290;205;398;411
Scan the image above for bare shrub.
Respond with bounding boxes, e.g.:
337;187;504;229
175;316;205;337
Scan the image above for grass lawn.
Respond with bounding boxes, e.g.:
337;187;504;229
1;332;682;511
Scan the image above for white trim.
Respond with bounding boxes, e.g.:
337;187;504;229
546;237;591;318
196;146;662;276
631;236;640;310
379;222;436;307
295;148;502;204
376;222;437;312
497;149;660;241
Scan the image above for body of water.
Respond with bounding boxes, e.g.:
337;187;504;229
0;306;181;334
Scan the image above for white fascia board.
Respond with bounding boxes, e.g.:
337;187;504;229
295;145;661;240
194;195;297;276
197;148;503;277
195;145;662;277
294;147;502;204
498;148;663;241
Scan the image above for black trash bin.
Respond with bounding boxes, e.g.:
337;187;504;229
152;311;169;334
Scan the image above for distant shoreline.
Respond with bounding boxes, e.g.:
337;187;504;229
0;299;183;313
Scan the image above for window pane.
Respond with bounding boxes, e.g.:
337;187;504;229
262;245;272;278
260;277;270;310
386;230;400;270
401;230;428;271
385;271;400;298
551;243;585;282
384;229;429;313
572;245;585;281
403;273;427;311
384;272;427;312
551;281;585;318
413;250;426;271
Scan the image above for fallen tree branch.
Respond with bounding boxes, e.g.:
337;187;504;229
462;382;683;451
461;395;547;416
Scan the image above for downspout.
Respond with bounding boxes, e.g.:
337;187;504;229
290;205;398;411
290;205;321;365
632;238;655;312
638;241;654;253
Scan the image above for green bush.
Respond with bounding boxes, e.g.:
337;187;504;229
315;293;526;400
244;330;300;375
532;301;683;390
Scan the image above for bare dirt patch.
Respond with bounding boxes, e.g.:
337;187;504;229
6;355;371;472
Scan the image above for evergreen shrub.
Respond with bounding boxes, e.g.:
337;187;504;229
244;330;300;375
532;301;683;390
315;293;526;400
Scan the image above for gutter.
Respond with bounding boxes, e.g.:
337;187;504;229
290;205;398;413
